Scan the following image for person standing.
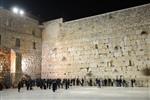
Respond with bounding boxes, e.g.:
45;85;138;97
0;83;3;91
52;80;57;92
81;78;84;86
18;81;22;92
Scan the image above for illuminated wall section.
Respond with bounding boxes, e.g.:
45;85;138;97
10;49;16;74
42;4;150;86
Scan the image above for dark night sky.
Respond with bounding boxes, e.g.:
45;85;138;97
1;0;150;22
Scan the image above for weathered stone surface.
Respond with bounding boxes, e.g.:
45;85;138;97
42;4;150;85
0;8;42;80
0;4;150;87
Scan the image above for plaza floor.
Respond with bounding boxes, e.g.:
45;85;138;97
0;87;149;100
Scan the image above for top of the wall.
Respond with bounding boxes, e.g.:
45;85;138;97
43;18;63;26
64;3;150;24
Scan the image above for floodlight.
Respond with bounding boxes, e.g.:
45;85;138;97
12;7;19;14
19;10;25;16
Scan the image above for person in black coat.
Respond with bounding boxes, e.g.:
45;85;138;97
0;83;3;91
76;78;80;86
81;78;84;86
26;80;30;90
18;81;22;92
52;80;57;92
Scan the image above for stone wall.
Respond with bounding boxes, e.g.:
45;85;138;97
42;19;63;78
42;3;150;85
0;8;42;79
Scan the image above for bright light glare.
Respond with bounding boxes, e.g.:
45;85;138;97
19;10;25;15
12;7;19;14
11;7;25;16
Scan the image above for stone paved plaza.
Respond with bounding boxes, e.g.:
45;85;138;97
0;87;149;100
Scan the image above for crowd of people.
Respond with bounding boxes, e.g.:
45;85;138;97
17;78;137;92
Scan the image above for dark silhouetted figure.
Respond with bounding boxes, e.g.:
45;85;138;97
52;81;57;92
18;81;22;92
122;79;127;87
76;78;80;86
104;79;107;86
89;79;93;86
65;80;68;90
131;79;136;87
96;79;101;88
0;83;3;91
108;78;112;86
81;78;84;86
